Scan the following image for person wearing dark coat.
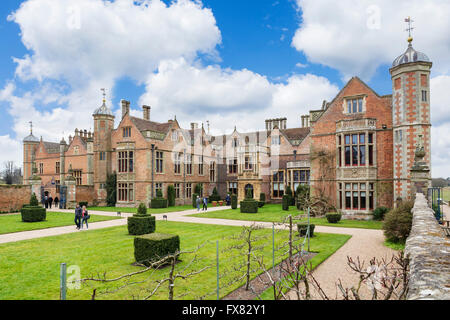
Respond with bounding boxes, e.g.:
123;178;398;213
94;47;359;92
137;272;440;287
202;196;208;211
44;195;49;209
48;196;53;208
54;197;59;208
225;194;231;206
74;205;82;230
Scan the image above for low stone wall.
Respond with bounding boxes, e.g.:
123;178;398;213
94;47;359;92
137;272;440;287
405;193;450;300
0;184;32;213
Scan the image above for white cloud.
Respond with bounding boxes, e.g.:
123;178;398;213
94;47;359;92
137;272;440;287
292;0;450;80
9;0;221;85
0;135;22;167
139;58;339;134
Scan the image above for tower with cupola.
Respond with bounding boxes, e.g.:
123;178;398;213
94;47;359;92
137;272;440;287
93;89;115;204
390;19;432;202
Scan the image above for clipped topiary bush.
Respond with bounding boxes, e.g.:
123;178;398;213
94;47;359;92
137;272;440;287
134;233;180;266
137;202;148;215
21;206;46;222
282;194;290;211
297;223;315;237
30;193;39;206
209;187;221;202
240;189;258;213
258;201;265;208
167;185;176;207
373;206;389;221
383;201;414;243
258;193;265;207
231;194;237;209
151;191;168;209
128;215;156;235
192;193;199;208
325;213;342;223
285;186;294;206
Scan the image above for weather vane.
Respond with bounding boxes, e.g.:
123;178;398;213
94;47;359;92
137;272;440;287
29;121;33;135
101;88;106;102
405;16;414;42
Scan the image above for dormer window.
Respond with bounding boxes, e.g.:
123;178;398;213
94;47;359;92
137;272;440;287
171;131;178;142
346;97;364;114
123;127;131;138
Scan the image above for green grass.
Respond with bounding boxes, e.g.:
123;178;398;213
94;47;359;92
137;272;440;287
0;212;121;235
88;205;193;214
0;221;350;300
384;239;405;251
443;187;450;203
189;204;383;229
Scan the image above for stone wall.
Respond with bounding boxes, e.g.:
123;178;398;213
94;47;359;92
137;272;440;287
0;184;32;213
405;193;450;300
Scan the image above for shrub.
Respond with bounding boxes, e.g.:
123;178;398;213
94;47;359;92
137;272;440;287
128;215;156;235
192;193;199;208
134;233;180;266
137;202;148;216
151;190;168;208
258;201;265;208
373;206;389;221
282;195;290;211
79;201;88;208
167;185;176;207
30;193;39;206
106;172;117;207
209;187;221;202
21;206;46;222
259;193;266;202
285;186;294;206
194;184;203;196
325;213;342;223
383;201;414;243
297;223;315;237
231;194;238;209
296;184;310;210
240;200;258;213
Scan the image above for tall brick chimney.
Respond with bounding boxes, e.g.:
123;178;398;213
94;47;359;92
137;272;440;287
121;100;130;119
143;105;151;121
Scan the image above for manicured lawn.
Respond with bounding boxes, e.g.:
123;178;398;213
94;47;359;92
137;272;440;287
189;204;383;229
443;187;450;202
0;221;350;300
384;239;405;251
0;212;121;235
88;205;194;214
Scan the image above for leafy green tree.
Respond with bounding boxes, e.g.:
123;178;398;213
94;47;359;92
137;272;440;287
167;185;176;207
106;172;117;207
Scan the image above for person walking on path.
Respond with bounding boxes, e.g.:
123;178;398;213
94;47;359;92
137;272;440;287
202;196;208;211
225;193;231;206
54;196;59;209
48;195;53;209
80;206;90;230
44;195;49;209
74;204;82;230
196;196;201;212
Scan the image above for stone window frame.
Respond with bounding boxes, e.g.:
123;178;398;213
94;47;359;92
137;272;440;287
122;127;131;138
272;170;285;199
39;163;44;174
72;170;82;186
118;182;134;202
228;181;238;195
271;135;281;145
99;152;106;161
155;183;163;195
118;150;134;173
173;152;182;175
228;157;238;174
338;182;375;211
209;161;216;182
343;94;367;114
421;90;427;102
337;132;374;167
198;155;204;176
186;153;193;175
174;183;181;199
290;169;310;191
244;154;254;171
155;151;164;174
55;161;60;174
186;183;192;199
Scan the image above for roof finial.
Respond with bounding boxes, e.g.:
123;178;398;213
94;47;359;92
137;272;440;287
29;121;33;135
101;88;106;103
405;16;414;44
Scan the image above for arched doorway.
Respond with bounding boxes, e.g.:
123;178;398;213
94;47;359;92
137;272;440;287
244;184;254;199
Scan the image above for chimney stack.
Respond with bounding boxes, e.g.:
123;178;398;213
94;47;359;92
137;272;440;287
121;100;130;119
143;105;151;121
190;122;199;130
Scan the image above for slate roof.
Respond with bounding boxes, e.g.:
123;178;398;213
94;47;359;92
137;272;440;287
129;116;172;134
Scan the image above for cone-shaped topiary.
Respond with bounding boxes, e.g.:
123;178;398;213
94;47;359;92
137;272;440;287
231;194;238;209
167;185;176;207
30;193;39;206
282;194;290;211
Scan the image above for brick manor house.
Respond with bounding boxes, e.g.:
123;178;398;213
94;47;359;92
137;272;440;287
23;38;432;218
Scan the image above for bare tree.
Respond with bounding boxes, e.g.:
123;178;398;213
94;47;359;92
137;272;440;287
2;161;22;185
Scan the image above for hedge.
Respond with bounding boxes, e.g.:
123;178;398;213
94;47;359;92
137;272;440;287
21;206;46;222
282;195;290;211
30;193;39;206
240;200;258;213
231;194;238;209
325;213;342;223
297;223;315;237
134;233;180;266
383;201;414;243
259;193;266;202
127;215;156;235
151;198;168;209
258;201;265;208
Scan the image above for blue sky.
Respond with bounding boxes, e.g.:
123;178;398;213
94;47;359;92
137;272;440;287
0;0;449;177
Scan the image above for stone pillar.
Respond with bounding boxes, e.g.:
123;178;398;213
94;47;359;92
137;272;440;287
86;137;94;186
410;143;431;196
30;177;42;204
65;176;77;209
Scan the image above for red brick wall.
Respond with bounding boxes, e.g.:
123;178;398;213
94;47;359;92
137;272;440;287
0;185;32;213
75;185;96;205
